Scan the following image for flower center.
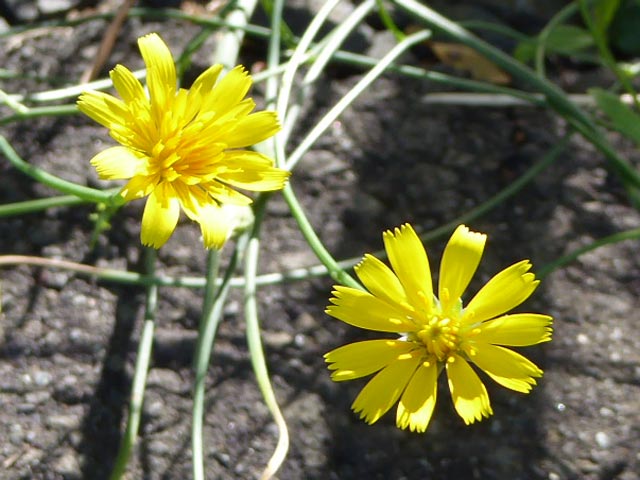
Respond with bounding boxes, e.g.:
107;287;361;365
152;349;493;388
416;315;461;361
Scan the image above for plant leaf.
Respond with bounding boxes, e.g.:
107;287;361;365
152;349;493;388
590;87;640;146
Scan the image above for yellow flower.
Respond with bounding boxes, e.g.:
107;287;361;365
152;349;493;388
78;33;289;249
325;224;552;432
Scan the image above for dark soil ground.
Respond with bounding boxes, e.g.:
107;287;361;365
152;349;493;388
1;1;640;479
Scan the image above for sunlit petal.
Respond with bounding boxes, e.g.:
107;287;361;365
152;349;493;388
140;183;180;248
326;286;417;332
352;350;422;425
473;313;553;346
446;354;492;424
201;65;252;116
354;254;409;307
223;111;281;148
77;90;129;129
196;203;229;250
396;358;438;432
325;340;419;381
463;260;539;324
110;65;147;105
383;224;433;314
90;146;143;179
138;33;176;111
216;151;290;191
469;344;543;393
439;225;486;314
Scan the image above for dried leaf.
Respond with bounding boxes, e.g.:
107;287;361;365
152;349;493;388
430;41;511;85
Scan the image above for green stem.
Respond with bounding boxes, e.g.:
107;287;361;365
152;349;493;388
535;2;579;78
282;183;360;289
538;227;640;278
285;29;432;171
244;196;289;480
0;195;89;217
109;248;158;480
192;248;222;480
0;135;569;292
579;0;640;110
0;104;78;125
393;0;640;192
0;135;116;204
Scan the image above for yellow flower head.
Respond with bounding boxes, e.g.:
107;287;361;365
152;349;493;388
78;33;289;249
325;224;552;432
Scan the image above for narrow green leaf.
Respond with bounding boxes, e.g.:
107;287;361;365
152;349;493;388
590;87;640;145
593;0;622;35
515;25;594;63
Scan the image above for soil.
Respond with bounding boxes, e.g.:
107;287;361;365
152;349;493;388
1;1;640;479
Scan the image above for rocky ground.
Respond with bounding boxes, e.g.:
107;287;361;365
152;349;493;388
1;1;640;479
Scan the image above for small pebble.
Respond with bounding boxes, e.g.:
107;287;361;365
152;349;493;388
595;431;610;449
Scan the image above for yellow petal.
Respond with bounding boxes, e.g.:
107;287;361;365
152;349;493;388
188;64;223;100
205;181;253;206
140;182;180;248
473;313;553;346
326;286;417;332
463;260;539;324
223;111;281;148
90;146;142;179
446;354;492;424
396;358;438;432
382;224;433;314
354;254;409;307
110;65;147;105
77;90;129;129
201;65;252;118
325;340;418;381
138;33;176;112
438;225;486;314
196;203;230;250
121;175;155;201
468;343;543;393
351;350;422;425
171;183;230;249
216;151;290;192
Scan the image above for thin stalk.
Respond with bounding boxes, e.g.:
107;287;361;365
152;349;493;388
192;249;222;480
0;195;89;217
535;2;579;78
393;0;640;192
0;104;79;125
538;227;640;278
191;0;259;477
244;198;289;480
0;135;117;204
579;0;640;110
285;29;432;171
212;0;259;70
280;0;376;147
275;0;342;169
282;183;360;289
109;248;158;480
0;136;569;291
0;7;271;40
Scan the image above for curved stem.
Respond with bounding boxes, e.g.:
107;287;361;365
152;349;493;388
285;28;432;171
109;248;158;480
244;196;289;480
0;135;117;204
538;227;640;278
192;249;222;480
393;0;640;193
282;183;361;289
0;195;89;217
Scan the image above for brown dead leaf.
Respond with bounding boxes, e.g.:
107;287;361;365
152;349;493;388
430;41;511;85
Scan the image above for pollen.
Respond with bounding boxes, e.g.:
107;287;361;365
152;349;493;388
417;315;462;361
